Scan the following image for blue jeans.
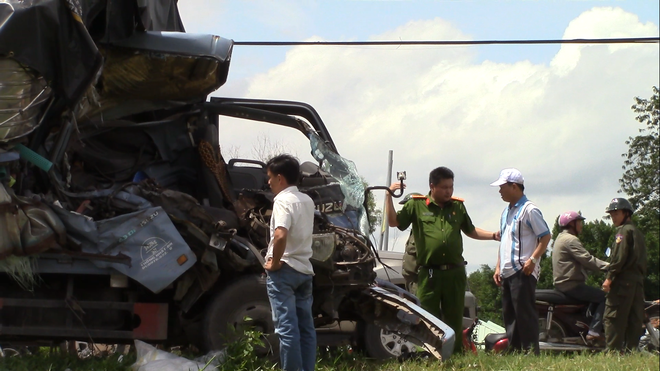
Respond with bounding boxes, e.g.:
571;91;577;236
266;263;316;371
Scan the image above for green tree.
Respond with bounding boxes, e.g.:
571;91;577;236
361;178;382;235
620;86;659;300
621;86;659;219
579;219;615;288
467;265;503;326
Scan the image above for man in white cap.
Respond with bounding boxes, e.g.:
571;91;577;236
491;168;550;355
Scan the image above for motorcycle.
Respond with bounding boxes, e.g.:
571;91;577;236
463;290;659;353
535;289;605;351
640;300;659;353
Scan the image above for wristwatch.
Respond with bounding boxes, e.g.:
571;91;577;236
530;256;539;265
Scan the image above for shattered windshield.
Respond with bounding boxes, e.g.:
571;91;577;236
309;133;370;237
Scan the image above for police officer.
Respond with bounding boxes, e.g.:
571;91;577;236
385;167;499;354
400;192;423;295
602;197;647;352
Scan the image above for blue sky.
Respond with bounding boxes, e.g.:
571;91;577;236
178;1;659;272
181;1;659;78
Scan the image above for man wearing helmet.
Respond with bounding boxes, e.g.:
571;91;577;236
552;211;609;343
602;198;647;352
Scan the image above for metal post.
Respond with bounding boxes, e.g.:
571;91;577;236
379;150;393;251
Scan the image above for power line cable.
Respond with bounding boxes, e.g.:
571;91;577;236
234;37;659;46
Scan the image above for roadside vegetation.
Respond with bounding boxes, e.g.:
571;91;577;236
0;347;658;371
468;86;660;326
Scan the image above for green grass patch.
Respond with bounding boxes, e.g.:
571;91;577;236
1;349;657;371
0;351;134;371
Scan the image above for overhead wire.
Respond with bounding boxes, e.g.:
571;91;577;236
234;37;659;46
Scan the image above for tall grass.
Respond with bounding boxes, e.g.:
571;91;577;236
1;341;657;371
2;348;657;371
0;255;39;291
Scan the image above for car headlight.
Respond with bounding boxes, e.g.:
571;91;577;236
0;58;52;142
311;233;336;264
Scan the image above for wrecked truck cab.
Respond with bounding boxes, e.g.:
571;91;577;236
0;0;455;361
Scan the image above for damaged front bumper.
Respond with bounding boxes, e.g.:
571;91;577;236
366;286;455;361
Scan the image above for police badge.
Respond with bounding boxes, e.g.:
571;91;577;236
615;234;623;244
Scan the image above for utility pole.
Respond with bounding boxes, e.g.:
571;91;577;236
378;150;393;251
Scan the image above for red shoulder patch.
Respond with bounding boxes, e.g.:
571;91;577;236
451;196;465;202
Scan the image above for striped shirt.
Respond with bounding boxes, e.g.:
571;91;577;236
498;195;550;280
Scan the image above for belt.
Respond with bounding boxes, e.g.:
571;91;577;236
422;261;467;277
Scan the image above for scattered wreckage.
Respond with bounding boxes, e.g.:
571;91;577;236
0;0;454;361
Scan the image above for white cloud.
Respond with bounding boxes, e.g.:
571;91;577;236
552;7;659;75
215;7;659;271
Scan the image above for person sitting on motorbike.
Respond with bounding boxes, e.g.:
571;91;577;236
552;211;609;343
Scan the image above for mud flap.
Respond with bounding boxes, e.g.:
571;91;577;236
366;286;455;361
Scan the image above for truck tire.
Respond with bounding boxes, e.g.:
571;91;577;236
357;322;418;360
202;275;277;356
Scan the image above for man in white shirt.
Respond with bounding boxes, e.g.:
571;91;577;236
491;168;550;355
264;154;316;371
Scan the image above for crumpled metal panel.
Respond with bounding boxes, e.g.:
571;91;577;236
52;204;197;294
80;0;185;42
0;0;102;106
100;48;224;101
0;58;52;141
77;32;233;120
368;286;456;361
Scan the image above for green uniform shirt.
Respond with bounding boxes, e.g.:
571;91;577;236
607;221;647;283
396;195;475;266
402;232;417;277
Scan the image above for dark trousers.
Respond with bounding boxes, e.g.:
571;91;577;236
417;266;466;354
604;280;645;351
559;283;605;335
502;271;539;354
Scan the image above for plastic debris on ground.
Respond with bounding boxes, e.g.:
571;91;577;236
130;340;226;371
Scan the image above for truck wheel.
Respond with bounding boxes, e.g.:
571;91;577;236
202;275;278;356
357;322;418;360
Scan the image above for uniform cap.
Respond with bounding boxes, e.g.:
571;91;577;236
558;211;585;227
490;168;524;186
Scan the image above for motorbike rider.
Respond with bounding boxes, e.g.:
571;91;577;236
602;198;647;352
552;211;609;343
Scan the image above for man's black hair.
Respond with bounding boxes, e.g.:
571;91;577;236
507;181;525;192
429;166;454;186
266;154;300;185
559;221;575;231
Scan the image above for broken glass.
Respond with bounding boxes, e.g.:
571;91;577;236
309;133;370;236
